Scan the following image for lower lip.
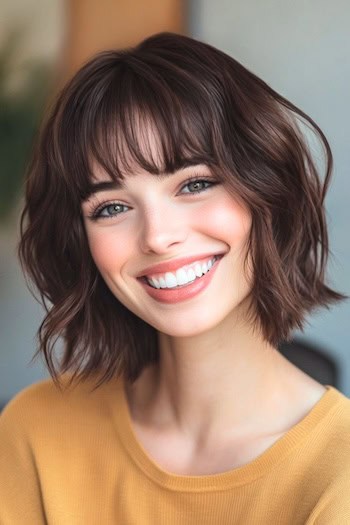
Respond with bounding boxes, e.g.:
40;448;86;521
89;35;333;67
138;255;223;304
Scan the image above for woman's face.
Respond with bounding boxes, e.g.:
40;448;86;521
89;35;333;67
81;160;253;338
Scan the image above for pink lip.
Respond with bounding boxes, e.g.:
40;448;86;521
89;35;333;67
138;254;223;304
137;252;224;278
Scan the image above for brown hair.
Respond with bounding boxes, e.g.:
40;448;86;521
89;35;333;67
18;32;346;388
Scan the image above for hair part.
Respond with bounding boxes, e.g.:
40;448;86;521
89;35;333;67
18;32;347;389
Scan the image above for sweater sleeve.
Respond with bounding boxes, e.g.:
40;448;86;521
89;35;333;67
0;398;47;525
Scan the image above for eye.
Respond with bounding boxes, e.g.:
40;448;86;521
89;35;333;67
180;177;218;195
87;176;219;221
90;202;128;220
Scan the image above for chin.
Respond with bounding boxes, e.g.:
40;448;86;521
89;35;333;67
146;307;235;338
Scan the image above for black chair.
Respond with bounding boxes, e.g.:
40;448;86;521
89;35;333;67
279;338;339;388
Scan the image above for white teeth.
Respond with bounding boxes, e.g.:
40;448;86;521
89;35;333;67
149;277;161;289
145;256;218;289
165;273;178;288
175;268;189;285
187;268;196;282
194;263;203;277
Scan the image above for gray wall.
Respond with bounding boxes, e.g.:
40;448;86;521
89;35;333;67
1;0;349;406
190;0;350;393
0;227;50;407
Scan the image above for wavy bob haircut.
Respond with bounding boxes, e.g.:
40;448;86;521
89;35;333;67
18;32;345;388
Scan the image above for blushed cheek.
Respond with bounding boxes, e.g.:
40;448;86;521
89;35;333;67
85;230;125;274
200;197;251;243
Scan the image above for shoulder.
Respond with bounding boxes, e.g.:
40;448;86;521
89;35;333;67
0;372;122;439
324;386;350;436
317;386;350;449
1;375;75;426
2;376;65;410
307;387;350;481
1;377;61;432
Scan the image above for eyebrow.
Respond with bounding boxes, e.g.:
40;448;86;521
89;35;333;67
84;177;165;201
87;180;123;197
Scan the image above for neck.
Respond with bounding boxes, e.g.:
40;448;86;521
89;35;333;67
125;309;299;452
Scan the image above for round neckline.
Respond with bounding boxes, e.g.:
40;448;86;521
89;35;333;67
113;377;340;492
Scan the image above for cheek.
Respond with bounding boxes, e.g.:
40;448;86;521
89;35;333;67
85;229;129;273
202;197;253;285
200;196;251;243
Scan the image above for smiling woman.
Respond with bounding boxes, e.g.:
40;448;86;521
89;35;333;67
1;32;350;525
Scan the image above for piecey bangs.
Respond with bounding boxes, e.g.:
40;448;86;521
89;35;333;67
19;32;346;388
56;51;222;204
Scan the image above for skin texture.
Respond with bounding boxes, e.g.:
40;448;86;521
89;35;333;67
81;134;326;473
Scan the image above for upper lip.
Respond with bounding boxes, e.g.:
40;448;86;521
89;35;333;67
137;252;224;278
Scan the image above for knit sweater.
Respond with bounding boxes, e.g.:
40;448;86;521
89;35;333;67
1;374;350;524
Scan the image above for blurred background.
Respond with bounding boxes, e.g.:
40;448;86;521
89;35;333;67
0;0;349;408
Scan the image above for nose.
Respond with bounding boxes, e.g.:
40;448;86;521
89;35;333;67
138;205;188;255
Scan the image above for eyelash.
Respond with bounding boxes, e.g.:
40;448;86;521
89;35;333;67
87;176;219;221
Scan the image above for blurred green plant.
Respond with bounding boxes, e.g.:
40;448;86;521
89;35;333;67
0;29;51;223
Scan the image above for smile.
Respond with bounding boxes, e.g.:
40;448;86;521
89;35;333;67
144;255;219;289
138;254;224;304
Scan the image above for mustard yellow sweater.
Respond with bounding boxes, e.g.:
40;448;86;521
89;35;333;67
1;374;350;524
